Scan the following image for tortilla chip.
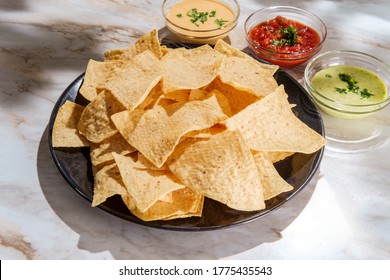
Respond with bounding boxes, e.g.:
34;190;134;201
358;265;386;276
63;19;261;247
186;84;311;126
131;187;204;221
111;93;228;167
167;130;265;211
79;59;118;101
160;45;223;93
104;29;163;61
205;77;259;115
92;163;128;207
218;55;279;97
78;90;126;143
52;100;90;147
223;85;327;154
105;50;162;111
214;39;279;74
252;152;293;200
90;133;136;166
113;153;186;213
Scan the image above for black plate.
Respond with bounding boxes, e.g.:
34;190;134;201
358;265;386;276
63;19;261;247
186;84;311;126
48;65;325;231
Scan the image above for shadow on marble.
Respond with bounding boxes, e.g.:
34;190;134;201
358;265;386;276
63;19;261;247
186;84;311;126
37;126;319;259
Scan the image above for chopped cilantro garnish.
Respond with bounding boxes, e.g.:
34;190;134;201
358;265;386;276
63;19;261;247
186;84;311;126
360;88;375;99
325;74;332;78
336;73;374;99
272;26;297;46
184;8;226;28
215;18;228;29
176;13;183;18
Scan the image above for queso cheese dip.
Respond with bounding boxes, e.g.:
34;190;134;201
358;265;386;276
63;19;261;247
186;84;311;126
165;0;237;42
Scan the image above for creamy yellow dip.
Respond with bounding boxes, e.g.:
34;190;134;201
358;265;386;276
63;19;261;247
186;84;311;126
166;0;236;42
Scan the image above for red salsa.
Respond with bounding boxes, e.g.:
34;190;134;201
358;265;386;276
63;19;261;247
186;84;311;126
248;16;321;66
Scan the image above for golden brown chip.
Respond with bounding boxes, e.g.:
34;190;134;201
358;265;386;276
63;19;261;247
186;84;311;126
79;59;118;101
252;152;293;200
130;187;204;221
78;90;126;143
160;45;223;93
92;163;128;207
90;133;136;166
52;100;90;147
223;85;327;154
111;94;228;168
218;55;279;97
214;39;279;74
167;130;265;211
206;77;259;115
266;151;294;163
104;29;163;61
113;153;186;213
105;50;162;111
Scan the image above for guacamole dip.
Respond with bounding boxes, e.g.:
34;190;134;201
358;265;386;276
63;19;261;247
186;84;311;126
311;65;387;105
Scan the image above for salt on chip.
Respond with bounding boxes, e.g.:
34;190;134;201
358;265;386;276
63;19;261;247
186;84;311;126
52;100;90;147
252;151;293;200
78;90;126;143
92;163;128;207
167;130;265;211
160;45;223;93
111;93;228;168
223;85;327;154
105;50;162;111
112;153;186;213
90;132;136;166
130;187;204;221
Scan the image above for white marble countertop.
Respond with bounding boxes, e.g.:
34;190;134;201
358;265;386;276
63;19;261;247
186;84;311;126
1;0;390;260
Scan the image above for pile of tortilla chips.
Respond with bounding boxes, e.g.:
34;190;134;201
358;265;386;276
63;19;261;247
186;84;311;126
52;29;326;221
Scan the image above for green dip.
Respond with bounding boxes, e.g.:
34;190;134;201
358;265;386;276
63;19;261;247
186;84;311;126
311;65;387;105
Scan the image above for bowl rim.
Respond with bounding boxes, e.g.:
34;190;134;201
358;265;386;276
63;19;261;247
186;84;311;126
244;5;327;56
304;49;390;110
162;0;240;34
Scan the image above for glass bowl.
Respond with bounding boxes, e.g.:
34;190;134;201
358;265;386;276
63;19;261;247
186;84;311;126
162;0;240;44
304;50;390;119
244;6;327;67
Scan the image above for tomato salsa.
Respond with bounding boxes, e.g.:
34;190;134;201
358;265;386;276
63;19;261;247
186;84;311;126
248;16;321;67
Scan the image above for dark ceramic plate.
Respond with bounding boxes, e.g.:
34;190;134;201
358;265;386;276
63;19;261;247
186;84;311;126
48;53;325;231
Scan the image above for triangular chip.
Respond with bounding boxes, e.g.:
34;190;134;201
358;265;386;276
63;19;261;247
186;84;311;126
160;45;223;93
92;163;128;207
78;90;126;143
79;59;118;101
90;133;136;166
252;151;293;200
223;85;327;153
205;77;259;115
218;55;279;97
111;94;228;167
52;100;90;147
167;130;265;211
104;29;163;61
214;39;279;74
105;50;162;111
113;153;186;213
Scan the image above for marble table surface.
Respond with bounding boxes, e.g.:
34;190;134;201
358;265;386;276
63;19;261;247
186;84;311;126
1;0;389;260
